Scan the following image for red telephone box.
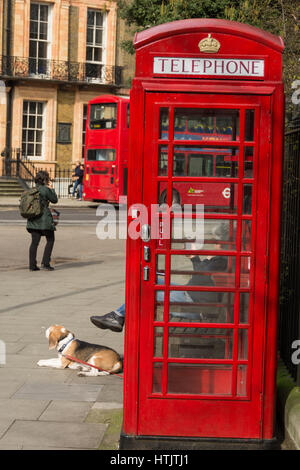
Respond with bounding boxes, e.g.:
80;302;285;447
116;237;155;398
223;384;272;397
121;19;284;450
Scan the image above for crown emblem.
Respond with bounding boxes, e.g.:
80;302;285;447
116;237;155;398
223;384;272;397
199;34;221;53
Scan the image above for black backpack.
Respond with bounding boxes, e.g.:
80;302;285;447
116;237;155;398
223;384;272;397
19;188;44;219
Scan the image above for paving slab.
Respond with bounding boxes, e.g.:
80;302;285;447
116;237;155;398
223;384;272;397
39;401;92;422
0;399;49;421
0;420;107;450
13;383;103;402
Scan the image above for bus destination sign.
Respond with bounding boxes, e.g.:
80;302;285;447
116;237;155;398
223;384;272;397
153;57;265;78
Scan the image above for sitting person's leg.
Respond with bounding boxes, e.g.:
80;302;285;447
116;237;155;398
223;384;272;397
90;304;125;332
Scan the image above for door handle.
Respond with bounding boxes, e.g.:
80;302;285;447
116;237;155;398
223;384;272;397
143;266;149;281
141;224;151;242
143;245;150;262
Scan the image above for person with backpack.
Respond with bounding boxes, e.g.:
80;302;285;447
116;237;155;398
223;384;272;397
25;170;58;271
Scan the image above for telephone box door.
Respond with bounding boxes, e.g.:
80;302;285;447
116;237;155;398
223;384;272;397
138;91;272;439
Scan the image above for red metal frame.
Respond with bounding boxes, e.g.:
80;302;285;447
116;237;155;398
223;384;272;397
123;19;284;445
83;95;129;204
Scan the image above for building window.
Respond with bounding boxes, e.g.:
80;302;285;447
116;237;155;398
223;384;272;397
82;104;88;159
22;101;44;158
86;9;106;80
29;3;51;76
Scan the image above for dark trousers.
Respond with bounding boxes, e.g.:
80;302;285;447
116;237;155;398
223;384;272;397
29;230;55;269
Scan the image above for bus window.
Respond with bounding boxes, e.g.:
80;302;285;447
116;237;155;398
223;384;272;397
173;153;185;175
174;108;240;141
87;148;116;161
90;103;117;129
159;108;169;140
188;154;214;177
215;154;238;177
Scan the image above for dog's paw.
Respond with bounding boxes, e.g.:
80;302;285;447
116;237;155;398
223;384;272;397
37;360;46;367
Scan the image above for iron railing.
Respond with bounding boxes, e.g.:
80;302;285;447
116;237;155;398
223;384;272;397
279;126;300;385
1;149;75;198
0;55;123;86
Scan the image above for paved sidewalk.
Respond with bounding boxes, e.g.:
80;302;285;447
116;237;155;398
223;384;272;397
0;208;126;450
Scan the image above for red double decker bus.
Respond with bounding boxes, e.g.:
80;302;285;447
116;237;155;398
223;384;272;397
83;95;129;203
157;107;252;212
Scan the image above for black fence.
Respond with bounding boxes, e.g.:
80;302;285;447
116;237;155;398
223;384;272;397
1;149;74;198
0;55;123;86
279;125;300;385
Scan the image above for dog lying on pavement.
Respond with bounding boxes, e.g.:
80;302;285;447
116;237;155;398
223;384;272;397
37;325;123;377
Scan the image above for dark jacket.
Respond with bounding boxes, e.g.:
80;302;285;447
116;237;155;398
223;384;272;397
26;184;58;231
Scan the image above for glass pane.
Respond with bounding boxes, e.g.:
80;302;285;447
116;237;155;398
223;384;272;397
171;218;237;251
173;146;238;177
172;182;238;214
38;41;47;59
90;103;117;129
169;291;235;323
238;329;248;360
240;257;251;288
35;130;42;143
245;110;255;141
29;116;35;128
237;365;247;397
170;254;235;287
239;293;249;324
152;363;162;393
86;47;92;61
95;11;103;26
30;4;38;20
87;10;94;26
39;22;48;40
86;149;116;161
39;5;48;22
28;130;34;142
95;29;103;45
243;184;252;214
35;144;42;156
37;116;43;129
154;292;164;322
156;255;165;285
29;102;36;114
241;220;251;252
244;147;254;178
37;102;43;115
174;108;240;141
159;108;169;140
167;364;232;395
154;327;164;357
158;145;168;176
30;21;38;39
93;47;102;62
168;327;233;359
86;28;93;44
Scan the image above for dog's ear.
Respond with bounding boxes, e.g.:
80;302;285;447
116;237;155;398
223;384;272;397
48;330;58;350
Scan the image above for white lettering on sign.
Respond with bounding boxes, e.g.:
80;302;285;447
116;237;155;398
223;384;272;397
153;57;265;77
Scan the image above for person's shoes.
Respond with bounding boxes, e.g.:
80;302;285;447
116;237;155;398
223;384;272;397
90;312;124;332
42;265;55;271
29;266;40;271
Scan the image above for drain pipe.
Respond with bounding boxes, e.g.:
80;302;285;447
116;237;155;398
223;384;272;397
5;0;12;160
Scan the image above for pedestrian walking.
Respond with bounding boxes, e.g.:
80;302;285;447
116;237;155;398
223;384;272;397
72;161;84;200
27;170;58;271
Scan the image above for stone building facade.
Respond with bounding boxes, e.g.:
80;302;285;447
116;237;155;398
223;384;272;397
0;0;134;173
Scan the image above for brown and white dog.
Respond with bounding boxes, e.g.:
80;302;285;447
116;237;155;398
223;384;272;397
37;325;122;377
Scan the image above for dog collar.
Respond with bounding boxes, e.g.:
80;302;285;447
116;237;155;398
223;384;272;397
58;337;74;354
